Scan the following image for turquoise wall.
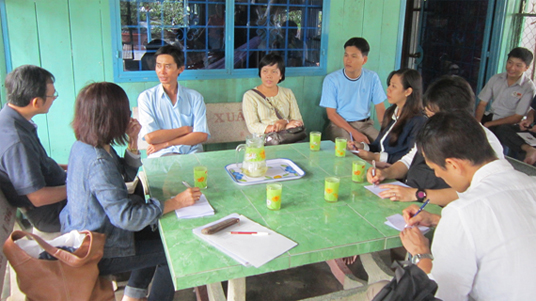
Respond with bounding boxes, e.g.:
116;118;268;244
1;0;402;163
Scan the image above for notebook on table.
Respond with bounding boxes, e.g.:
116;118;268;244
193;213;297;268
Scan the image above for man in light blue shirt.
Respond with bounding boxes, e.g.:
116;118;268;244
138;45;210;158
320;37;386;143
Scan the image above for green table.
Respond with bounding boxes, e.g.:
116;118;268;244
142;141;442;298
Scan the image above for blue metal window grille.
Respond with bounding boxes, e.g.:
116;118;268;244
111;0;328;82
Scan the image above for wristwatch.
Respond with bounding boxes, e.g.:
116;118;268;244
411;253;434;264
415;188;427;202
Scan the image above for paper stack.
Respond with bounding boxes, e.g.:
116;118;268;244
384;214;429;233
364;181;410;198
193;213;298;268
175;194;214;219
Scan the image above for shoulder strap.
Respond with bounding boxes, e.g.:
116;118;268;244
14;230;93;267
251;89;285;120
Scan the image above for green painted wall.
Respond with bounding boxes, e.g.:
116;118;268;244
3;0;402;163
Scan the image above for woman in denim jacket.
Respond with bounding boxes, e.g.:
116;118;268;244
60;82;202;301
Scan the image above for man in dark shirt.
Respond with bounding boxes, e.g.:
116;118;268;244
0;65;66;232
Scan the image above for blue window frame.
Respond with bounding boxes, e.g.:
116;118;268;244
110;0;329;82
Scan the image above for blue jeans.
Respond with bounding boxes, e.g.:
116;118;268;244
98;238;174;301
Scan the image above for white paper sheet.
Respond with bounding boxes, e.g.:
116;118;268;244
517;132;536;146
193;213;298;268
175;194;214;219
384;214;429;233
364;181;410;198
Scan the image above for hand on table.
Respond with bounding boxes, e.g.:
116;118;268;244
400;226;430;256
355;148;376;161
378;184;417;202
366;167;384;185
402;204;438;227
173;187;202;209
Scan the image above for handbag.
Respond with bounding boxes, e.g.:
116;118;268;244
250;89;307;145
3;230;115;301
371;261;440;301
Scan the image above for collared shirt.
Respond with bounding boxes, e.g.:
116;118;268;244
431;159;536;300
242;86;303;134
138;83;210;158
319;68;386;121
60;141;164;258
0;105;66;208
478;72;536;120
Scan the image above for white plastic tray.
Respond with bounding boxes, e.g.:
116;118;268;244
225;158;305;185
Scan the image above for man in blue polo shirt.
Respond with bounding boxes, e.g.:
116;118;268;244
0;65;66;232
320;37;386;143
138;45;210;158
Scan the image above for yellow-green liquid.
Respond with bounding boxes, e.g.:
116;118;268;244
194;166;208;189
310;132;321;151
324;177;340;202
266;183;282;210
335;138;347;157
352;161;366;183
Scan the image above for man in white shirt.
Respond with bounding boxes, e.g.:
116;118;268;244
399;111;536;300
476;47;536;128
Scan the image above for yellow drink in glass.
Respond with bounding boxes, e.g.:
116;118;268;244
193;166;208;189
266;183;283;210
335;137;347;157
310;131;321;151
324;177;340;202
352;160;366;183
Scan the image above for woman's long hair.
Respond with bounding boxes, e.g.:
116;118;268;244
72;82;130;147
381;69;423;146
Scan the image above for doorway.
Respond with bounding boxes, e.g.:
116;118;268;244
401;0;497;92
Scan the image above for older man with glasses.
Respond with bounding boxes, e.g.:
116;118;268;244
0;65;67;232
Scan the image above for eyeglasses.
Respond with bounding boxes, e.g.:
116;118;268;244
46;91;59;99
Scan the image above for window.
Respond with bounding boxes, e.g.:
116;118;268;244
511;0;536;80
111;0;328;82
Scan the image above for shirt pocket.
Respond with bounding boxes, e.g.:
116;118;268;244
179;112;193;127
176;101;193;126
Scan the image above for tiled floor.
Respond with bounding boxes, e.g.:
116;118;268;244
112;250;398;301
114;261;343;300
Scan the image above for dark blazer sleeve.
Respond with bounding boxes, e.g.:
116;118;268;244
384;115;427;164
369;119;394;153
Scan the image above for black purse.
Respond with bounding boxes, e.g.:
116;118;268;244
250;89;307;145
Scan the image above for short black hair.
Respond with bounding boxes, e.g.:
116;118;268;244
508;47;533;66
5;65;55;107
423;75;475;115
258;53;286;83
155;45;185;68
416;111;496;168
344;37;370;56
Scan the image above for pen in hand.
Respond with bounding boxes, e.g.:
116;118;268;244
349;131;358;151
182;181;191;188
372;160;377;187
405;199;430;228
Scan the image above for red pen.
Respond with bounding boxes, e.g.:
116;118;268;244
229;231;269;236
